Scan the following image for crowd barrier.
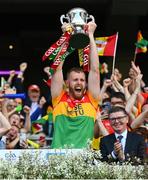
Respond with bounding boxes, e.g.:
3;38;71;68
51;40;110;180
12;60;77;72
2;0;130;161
0;149;83;162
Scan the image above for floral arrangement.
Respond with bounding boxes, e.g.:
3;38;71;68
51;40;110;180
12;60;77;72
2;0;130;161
0;149;147;179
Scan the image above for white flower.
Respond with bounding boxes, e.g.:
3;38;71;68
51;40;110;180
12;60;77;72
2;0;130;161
0;149;146;179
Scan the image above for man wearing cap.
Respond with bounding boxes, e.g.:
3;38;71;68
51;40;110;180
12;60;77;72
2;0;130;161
25;84;46;122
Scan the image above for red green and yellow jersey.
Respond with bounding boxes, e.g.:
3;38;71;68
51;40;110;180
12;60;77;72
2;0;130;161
51;90;99;148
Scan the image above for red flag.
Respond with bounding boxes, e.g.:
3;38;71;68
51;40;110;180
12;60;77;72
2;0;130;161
95;34;117;56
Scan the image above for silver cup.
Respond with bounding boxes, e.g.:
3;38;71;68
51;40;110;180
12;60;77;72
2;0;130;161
60;7;95;49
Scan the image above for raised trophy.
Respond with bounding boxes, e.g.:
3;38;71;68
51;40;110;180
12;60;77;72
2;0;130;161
60;7;95;49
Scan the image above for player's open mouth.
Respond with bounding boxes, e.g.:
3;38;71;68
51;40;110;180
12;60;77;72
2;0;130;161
75;87;82;92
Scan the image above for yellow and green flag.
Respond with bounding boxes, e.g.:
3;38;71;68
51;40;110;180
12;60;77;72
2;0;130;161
32;113;53;133
135;31;148;54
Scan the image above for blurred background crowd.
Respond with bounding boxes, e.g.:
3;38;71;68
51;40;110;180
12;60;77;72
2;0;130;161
0;60;147;153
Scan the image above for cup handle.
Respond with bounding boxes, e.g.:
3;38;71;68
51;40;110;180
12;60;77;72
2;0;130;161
60;15;70;24
87;15;95;23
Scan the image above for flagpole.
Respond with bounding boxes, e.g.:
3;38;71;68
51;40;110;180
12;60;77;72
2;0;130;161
133;31;139;64
133;47;137;63
112;32;119;74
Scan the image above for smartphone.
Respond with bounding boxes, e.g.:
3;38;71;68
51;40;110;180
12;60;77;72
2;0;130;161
19;132;27;144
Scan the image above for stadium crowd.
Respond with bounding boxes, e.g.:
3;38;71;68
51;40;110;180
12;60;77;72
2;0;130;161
0;22;147;164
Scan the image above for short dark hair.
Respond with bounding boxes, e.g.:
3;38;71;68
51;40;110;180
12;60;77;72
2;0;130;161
66;67;85;79
109;106;128;116
102;97;111;104
110;92;126;102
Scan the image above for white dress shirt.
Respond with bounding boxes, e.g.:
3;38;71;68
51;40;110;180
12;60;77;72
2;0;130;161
115;129;128;152
112;129;128;159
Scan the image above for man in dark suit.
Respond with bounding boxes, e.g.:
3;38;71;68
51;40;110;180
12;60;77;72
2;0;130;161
100;106;146;163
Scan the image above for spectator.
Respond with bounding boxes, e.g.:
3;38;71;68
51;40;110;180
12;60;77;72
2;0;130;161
0;112;11;149
7;62;27;93
24;84;46;121
5;109;30;149
5;125;20;149
1;99;17;119
100;106;146;163
110;92;126;108
8;106;31;132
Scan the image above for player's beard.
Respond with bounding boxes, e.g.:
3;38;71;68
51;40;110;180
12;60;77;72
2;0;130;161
69;85;86;100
